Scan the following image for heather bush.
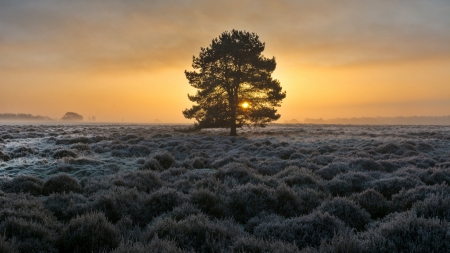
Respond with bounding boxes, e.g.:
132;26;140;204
52;149;78;159
227;184;276;223
232;236;300;253
159;167;188;182
1;175;43;196
315;163;349;180
215;163;262;185
190;188;226;218
59;212;119;253
153;151;175;169
314;229;363;253
370;175;424;199
413;194;450;221
315;197;371;231
292;188;328;215
0;235;17;253
0;151;11;162
70;143;90;151
244;212;284;233
0;217;58;253
253;211;346;249
326;172;373;196
349;158;385;172
141;158;163;171
362;212;450;252
140;188;186;225
42;174;82;195
274;166;324;190
273;184;302;217
391;183;450;212
10;146;36;158
421;168;450;185
143;214;243;253
350;189;390;219
159;203;201;222
110;237;183;253
43;192;88;222
90;187;144;224
112;170;163;193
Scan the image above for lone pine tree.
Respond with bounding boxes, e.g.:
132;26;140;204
183;30;286;136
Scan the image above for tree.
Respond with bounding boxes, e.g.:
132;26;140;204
61;112;83;121
183;30;286;136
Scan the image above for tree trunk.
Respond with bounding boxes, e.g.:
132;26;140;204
230;104;237;136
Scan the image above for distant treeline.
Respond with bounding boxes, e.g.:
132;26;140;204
0;113;54;121
304;116;450;125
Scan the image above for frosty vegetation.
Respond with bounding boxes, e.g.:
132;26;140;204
0;124;449;252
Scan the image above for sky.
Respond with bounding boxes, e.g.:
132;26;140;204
1;0;449;123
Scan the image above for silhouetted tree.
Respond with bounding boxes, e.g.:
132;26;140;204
61;112;83;121
183;30;286;136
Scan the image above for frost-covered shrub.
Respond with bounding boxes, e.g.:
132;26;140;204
362;212;450;252
190;188;226;218
70;143;90;151
314;228;363;253
349;158;385;172
316;163;349;180
254;157;287;175
1;175;43;196
422;168;450;185
127;145;152;157
140;188;185;224
56;137;89;145
315;197;371;231
326;172;373;196
413;194;450;221
0;235;17;253
113;170;163;193
232;236;300;253
52;149;78;159
376;143;402;155
10;146;36;158
43;192;87;222
153;151;175;169
0;217;58;253
90;187;144;224
42;174;82;195
143;214;243;252
141;157;163;171
59;212;119;253
391;183;450;212
245;212;284;233
227;184;276;223
275;166;323;190
215;163;261;185
350;189;390;219
253;211;346;249
273;184;302;217
0;151;11;162
370;176;424;199
110;237;183;253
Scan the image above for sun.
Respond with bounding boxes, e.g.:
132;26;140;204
241;102;249;109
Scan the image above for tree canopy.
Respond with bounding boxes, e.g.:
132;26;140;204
182;30;286;136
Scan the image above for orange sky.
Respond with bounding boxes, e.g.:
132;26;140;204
1;0;449;123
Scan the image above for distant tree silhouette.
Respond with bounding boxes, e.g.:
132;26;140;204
61;112;83;121
183;30;286;136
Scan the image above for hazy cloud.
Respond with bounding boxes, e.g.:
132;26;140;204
1;0;449;71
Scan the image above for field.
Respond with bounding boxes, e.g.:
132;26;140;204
1;123;450;252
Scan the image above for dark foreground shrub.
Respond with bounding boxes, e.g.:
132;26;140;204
362;212;450;252
315;197;371;231
215;163;261;185
227;184;276;223
350;189;390;219
232;236;300;253
315;163;349;180
59;212;119;253
274;166;324;190
273;184;303;217
113;170;163;193
42;174;82;195
52;149;78;159
43;192;88;222
0;217;58;253
326;172;374;196
349;158;385;172
110;237;183;253
391;183;450;212
0;235;18;253
413;194;450;221
0;151;11;162
253;211;346;249
153;151;175;169
190;188;226;218
1;175;43;196
143;214;244;252
140;188;186;225
314;229;363;253
370;176;424;199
